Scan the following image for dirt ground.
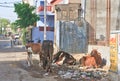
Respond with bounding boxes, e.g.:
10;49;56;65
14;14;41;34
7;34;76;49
0;45;118;81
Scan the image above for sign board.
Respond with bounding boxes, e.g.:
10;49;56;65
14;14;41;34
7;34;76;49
117;33;120;73
110;31;120;73
109;33;118;72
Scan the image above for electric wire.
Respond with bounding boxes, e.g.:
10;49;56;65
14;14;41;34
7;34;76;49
0;1;21;8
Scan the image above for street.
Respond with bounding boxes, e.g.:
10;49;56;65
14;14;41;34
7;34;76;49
0;39;58;81
0;0;120;81
0;39;120;81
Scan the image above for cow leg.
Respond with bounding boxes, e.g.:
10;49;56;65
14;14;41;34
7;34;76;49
30;53;33;65
27;52;33;66
39;53;42;67
47;44;53;72
27;53;31;66
46;57;52;72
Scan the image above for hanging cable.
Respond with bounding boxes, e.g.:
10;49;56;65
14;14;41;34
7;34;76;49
0;1;22;4
0;1;22;8
0;5;14;8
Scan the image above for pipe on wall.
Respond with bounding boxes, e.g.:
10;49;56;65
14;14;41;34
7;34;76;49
106;0;111;46
90;0;97;44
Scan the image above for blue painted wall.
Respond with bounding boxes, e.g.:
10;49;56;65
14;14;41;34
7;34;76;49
32;0;54;43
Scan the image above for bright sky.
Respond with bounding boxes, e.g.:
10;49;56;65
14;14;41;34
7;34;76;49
0;0;53;23
0;0;22;22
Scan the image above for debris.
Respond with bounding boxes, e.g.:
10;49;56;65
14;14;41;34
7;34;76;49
56;67;109;81
44;72;49;76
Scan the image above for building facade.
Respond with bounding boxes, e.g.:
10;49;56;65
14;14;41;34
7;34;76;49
32;0;54;43
23;0;54;43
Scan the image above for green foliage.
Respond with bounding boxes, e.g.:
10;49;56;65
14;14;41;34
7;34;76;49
10;23;19;32
14;2;40;45
14;2;40;28
21;28;27;45
0;18;10;34
0;18;10;27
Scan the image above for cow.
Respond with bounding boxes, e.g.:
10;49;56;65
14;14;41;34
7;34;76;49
79;49;103;68
79;55;97;68
42;40;54;72
25;42;42;67
52;51;76;66
90;49;102;68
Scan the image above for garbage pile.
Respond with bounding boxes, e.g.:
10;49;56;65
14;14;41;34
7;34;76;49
56;66;109;81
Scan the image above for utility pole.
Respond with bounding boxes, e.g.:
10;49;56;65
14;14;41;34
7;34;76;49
44;0;47;40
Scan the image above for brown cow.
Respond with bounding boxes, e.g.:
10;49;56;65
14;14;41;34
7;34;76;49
79;49;103;68
90;49;102;68
79;55;97;68
25;40;54;73
25;42;42;66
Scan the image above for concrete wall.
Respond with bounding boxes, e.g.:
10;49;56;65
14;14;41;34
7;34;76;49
60;0;81;4
85;0;120;41
111;0;120;30
54;0;120;48
69;0;81;3
88;45;110;67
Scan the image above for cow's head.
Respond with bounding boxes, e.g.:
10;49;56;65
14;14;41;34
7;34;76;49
25;43;33;52
90;49;99;56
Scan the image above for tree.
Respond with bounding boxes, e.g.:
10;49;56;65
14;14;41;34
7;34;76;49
14;2;40;28
14;2;40;44
0;18;10;34
10;23;19;33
